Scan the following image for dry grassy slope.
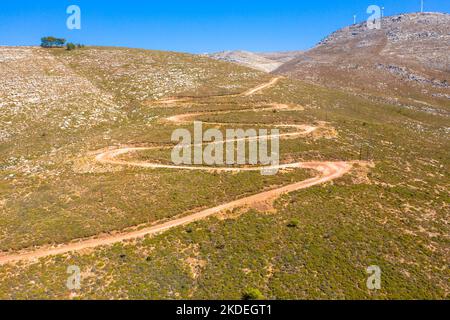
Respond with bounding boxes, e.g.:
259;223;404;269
275;13;450;109
0;47;122;144
0;46;268;166
0;45;448;299
56;47;269;102
0;46;272;250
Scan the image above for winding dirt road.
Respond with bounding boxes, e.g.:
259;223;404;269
0;77;354;266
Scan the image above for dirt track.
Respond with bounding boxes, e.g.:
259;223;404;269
154;76;282;105
0;77;355;265
242;77;281;96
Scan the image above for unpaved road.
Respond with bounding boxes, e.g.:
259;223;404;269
242;77;281;96
0;162;351;265
154;77;282;105
0;77;355;265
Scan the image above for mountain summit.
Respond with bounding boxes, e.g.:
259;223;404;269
274;13;450;104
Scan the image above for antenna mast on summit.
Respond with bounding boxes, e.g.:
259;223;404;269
421;0;424;13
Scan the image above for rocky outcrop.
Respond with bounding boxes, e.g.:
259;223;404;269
375;64;449;88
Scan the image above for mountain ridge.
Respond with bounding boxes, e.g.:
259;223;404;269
273;12;450;107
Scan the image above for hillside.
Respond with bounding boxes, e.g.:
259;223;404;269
275;13;450;110
0;46;448;299
0;46;270;251
206;50;302;72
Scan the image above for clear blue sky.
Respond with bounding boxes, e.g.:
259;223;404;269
1;0;449;53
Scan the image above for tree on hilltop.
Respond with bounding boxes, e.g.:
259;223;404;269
41;37;66;48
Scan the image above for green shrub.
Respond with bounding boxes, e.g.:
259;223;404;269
242;288;264;300
66;43;76;51
287;218;300;228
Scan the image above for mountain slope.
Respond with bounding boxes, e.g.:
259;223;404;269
206;50;302;72
275;13;450;108
0;45;448;299
0;46;269;251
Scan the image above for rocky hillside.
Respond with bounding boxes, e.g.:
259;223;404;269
206;50;302;72
0;46;267;175
275;13;450;108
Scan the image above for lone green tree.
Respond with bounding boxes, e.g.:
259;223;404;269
41;37;66;48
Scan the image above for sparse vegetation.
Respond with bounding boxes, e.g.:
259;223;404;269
0;37;448;300
66;43;85;51
66;43;76;51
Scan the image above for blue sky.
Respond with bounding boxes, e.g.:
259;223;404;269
0;0;448;53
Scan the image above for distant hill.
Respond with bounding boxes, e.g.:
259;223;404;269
274;13;450;105
205;50;302;72
257;51;304;63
